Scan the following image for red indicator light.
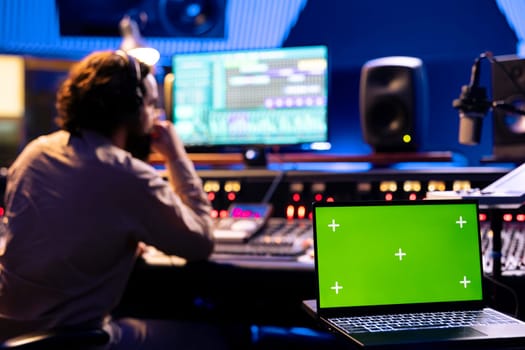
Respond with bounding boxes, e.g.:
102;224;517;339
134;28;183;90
408;193;417;201
385;193;393;201
479;213;487;222
210;209;218;218
227;192;236;201
314;193;323;202
292;193;301;202
0;207;4;216
516;214;525;222
219;210;229;218
207;192;216;201
326;197;335;202
503;213;513;222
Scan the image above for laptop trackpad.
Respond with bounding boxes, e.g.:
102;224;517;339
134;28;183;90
354;327;486;346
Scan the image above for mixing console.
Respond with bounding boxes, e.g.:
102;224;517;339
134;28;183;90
481;221;525;276
197;167;509;221
213;218;312;258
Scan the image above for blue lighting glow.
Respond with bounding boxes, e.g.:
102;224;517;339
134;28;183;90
0;0;308;65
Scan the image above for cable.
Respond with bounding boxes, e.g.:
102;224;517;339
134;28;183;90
262;170;285;204
484;274;520;318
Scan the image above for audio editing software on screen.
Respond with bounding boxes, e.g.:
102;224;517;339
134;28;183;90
171;46;329;147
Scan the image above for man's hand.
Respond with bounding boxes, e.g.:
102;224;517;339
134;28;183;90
150;120;187;162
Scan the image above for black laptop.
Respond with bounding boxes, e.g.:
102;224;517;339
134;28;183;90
310;199;525;348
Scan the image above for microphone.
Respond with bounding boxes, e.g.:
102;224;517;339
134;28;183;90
452;53;492;145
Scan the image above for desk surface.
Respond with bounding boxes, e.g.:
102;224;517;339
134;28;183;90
142;245;315;271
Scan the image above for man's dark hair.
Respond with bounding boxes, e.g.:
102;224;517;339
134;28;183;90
55;50;151;137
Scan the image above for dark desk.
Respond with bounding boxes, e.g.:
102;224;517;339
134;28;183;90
115;256;318;327
114;257;357;350
114;252;525;349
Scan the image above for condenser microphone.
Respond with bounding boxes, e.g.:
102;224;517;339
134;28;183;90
452;53;492;145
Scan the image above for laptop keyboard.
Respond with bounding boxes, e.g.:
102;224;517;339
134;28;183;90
330;309;520;333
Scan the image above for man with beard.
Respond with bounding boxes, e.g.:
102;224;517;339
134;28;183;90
0;50;238;349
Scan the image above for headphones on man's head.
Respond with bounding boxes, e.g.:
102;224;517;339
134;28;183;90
114;50;144;108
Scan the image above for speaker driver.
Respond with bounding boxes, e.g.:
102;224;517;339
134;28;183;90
365;95;408;136
158;0;225;37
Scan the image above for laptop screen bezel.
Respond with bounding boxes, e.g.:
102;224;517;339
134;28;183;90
312;199;486;318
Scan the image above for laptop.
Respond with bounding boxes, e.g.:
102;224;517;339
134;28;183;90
426;163;525;208
310;199;525;348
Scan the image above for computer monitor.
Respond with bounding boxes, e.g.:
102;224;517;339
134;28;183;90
169;45;330;154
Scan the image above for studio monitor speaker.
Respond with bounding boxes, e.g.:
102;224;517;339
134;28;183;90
491;55;525;160
359;56;428;153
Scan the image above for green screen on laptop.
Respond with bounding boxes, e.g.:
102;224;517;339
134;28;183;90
314;201;483;309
